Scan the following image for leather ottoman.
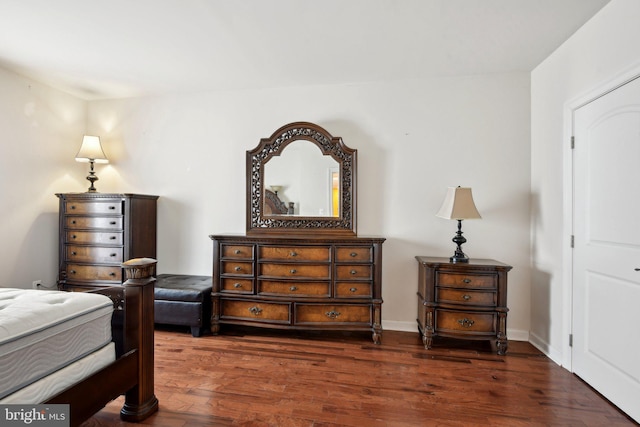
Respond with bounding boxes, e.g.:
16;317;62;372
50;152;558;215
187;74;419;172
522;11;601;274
154;274;212;337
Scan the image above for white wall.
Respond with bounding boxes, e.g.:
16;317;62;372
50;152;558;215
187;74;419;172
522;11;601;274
87;73;531;335
531;0;640;363
0;66;87;289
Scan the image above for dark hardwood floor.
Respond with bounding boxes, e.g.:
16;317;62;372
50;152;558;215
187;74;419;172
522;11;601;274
82;326;635;426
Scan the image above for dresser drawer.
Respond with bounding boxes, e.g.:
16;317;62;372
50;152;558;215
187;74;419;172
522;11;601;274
435;310;496;334
221;244;254;259
65;246;123;263
65;231;123;245
258;280;330;297
221;300;290;324
259;246;330;262
335;265;372;280
221;261;254;276
260;263;330;279
65;216;123;230
296;304;371;324
436;272;497;289
335;247;372;263
220;278;254;293
66;264;122;282
335;282;373;298
65;201;122;215
436;288;496;307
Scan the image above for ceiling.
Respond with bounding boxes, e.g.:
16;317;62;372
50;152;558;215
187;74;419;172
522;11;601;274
0;0;610;100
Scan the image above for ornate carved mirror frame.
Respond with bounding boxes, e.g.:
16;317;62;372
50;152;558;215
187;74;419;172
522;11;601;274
246;122;357;236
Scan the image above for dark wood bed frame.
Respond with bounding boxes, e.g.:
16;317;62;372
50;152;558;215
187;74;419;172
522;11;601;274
44;258;158;426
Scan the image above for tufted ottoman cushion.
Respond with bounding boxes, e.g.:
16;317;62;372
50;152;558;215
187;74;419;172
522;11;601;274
154;274;212;337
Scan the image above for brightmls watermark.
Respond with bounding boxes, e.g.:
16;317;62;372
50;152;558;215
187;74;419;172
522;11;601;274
1;405;69;426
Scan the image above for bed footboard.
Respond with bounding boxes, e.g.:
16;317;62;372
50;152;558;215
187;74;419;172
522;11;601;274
45;258;158;426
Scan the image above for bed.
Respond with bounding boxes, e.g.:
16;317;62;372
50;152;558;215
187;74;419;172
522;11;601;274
0;258;158;426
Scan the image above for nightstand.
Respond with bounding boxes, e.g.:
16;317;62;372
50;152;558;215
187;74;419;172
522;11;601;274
416;256;512;355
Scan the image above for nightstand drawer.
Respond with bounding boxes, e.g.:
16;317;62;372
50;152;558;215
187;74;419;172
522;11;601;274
65;216;123;230
258;280;330;297
436;272;496;289
435;310;496;334
66;264;122;282
65;201;122;215
65;246;123;263
436;288;496;306
65;231;123;245
335;247;372;263
221;300;290;324
259;246;330;262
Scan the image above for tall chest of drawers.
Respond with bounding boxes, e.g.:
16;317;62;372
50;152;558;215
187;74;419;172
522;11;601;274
56;193;158;291
416;256;512;354
211;235;385;343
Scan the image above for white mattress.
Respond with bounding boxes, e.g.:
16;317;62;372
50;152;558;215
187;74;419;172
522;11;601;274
0;288;114;400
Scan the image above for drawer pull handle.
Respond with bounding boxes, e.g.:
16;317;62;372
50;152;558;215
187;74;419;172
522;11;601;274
234;249;241;254
111;253;117;257
71;220;76;224
290;251;297;257
248;306;262;316
110;236;117;240
70;205;76;210
350;269;357;275
349;287;357;293
109;206;116;210
290;286;297;291
325;310;341;319
71;235;77;239
462;294;471;301
109;272;116;277
71;251;77;256
635;268;640;271
70;270;76;274
233;283;242;288
234;266;242;272
110;221;117;225
290;269;297;274
350;252;358;257
462;278;472;284
458;318;475;328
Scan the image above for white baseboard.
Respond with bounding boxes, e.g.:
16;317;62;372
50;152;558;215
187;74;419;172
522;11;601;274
529;332;563;365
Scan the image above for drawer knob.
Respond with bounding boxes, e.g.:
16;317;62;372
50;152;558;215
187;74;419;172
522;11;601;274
234;249;241;254
349;287;357;293
109;272;116;277
70;270;76;274
111;253;117;257
71;220;76;224
109;206;116;210
71;251;77;256
462;294;471;301
70;205;76;210
457;318;475;328
233;283;242;288
462;278;472;284
248;306;263;316
110;236;117;240
350;252;358;257
290;269;297;274
71;234;77;239
290;286;297;291
290;251;297;257
325;310;341;319
110;221;117;225
234;266;242;272
350;269;357;275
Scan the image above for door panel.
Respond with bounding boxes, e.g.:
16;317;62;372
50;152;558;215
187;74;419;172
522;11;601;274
573;76;640;423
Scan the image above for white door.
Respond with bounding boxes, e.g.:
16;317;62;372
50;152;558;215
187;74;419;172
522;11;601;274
573;76;640;423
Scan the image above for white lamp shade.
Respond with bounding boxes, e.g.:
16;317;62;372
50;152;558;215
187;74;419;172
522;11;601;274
436;187;482;220
75;135;109;163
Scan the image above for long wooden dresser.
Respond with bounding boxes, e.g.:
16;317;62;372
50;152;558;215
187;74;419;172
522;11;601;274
211;235;385;343
56;193;158;291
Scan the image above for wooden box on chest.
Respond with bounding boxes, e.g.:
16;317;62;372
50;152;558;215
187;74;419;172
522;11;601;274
56;193;158;291
211;235;385;343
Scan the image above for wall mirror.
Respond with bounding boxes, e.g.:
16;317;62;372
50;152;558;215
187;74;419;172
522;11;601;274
246;122;357;236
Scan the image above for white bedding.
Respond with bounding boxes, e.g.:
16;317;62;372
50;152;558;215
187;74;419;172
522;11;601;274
0;288;115;400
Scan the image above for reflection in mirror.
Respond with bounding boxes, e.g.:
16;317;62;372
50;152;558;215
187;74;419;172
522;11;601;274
264;140;339;217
